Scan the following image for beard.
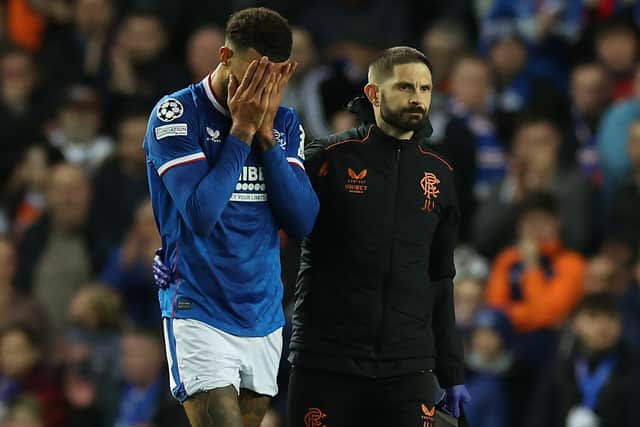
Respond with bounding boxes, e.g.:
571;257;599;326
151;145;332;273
380;93;428;132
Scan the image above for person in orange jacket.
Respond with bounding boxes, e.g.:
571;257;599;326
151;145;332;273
486;192;586;334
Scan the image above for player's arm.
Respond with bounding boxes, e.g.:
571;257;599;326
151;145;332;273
259;111;319;239
152;132;250;237
255;63;319;239
429;185;465;388
148;58;275;236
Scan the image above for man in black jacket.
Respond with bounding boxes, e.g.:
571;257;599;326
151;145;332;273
287;47;470;427
526;293;640;427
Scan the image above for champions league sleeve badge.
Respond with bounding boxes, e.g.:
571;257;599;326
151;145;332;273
157;99;184;122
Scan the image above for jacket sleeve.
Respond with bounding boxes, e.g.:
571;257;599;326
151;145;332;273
504;254;585;332
485;249;517;309
430;182;465;387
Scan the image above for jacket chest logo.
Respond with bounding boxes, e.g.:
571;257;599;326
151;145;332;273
345;168;368;194
420;172;440;212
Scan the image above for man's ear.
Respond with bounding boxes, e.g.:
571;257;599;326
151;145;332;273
364;83;379;107
220;46;233;66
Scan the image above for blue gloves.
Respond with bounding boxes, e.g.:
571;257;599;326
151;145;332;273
438;384;471;418
152;248;171;289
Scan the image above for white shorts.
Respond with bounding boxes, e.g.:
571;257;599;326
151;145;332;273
163;318;282;402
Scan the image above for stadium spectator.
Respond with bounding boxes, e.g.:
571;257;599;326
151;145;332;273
297;40;374;139
0;323;66;427
526;293;640;427
0;46;49;192
421;20;469;97
17;163;94;338
1;143;63;238
114;328;185;427
90;110;149;269
3;395;46;427
106;8;189;122
64;284;123;425
0;238;46;335
567;62;611;184
282;27;322;138
442;55;505;241
583;254;617;295
485;192;586;364
594;19;639;101
486;26;568;140
473;115;593;258
300;0;409;50
100;199;160;326
608;120;640;252
420;20;469;143
463;307;510;427
48;85;113;174
596;65;640;189
454;276;485;341
186;25;225;82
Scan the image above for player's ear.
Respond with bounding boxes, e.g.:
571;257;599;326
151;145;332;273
364;83;380;107
220;46;233;66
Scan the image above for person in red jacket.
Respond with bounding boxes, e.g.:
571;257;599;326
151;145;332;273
486;192;586;333
486;192;586;366
0;323;67;427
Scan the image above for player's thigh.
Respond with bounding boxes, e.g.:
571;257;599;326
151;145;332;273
239;326;283;398
287;366;368;427
164;318;243;401
183;385;243;427
376;371;438;427
239;387;271;427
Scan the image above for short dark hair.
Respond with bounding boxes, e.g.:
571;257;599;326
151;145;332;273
513;111;558;135
225;7;292;62
1;322;44;353
573;293;620;319
368;46;432;83
517;192;557;218
595;17;638;43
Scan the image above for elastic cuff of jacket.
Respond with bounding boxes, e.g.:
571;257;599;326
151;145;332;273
436;364;465;388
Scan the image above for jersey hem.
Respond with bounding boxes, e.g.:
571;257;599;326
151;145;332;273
161;311;284;338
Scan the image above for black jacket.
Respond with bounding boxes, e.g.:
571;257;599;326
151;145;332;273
526;343;640;427
289;98;465;386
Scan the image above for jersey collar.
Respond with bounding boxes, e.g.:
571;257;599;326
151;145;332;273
202;75;230;118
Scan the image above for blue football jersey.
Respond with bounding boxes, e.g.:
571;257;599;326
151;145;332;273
143;77;311;337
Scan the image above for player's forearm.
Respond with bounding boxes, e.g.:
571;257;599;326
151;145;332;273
261;146;319;239
181;135;251;235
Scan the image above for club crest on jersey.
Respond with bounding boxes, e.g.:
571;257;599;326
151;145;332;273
273;129;287;150
157;98;184;122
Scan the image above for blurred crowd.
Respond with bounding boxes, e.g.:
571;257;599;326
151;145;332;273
0;0;639;427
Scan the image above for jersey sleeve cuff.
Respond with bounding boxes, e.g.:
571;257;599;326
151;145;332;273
225;134;252;154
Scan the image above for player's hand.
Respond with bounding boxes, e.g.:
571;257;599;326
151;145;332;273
228;57;276;145
152;248;171;290
256;62;298;145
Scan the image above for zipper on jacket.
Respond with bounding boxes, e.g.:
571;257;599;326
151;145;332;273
376;141;402;355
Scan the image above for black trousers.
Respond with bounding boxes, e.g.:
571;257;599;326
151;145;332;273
287;366;437;427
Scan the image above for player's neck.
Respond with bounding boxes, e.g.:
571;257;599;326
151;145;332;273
210;66;229;109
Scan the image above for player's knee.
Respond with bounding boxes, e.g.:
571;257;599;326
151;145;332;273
183;386;243;427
